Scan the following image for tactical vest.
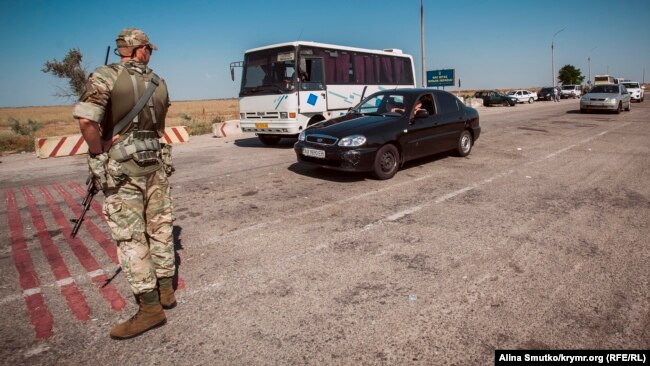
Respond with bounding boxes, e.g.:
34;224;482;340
104;63;169;177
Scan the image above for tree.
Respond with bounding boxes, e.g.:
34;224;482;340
558;64;585;85
42;48;87;100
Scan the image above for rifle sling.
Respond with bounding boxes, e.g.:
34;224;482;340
112;74;160;136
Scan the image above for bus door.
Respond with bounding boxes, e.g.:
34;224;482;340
298;57;327;115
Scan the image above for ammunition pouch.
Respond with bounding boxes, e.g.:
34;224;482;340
108;131;162;177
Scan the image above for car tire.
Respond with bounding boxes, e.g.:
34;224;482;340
625;102;631;111
371;144;399;180
528;98;534;104
258;135;281;145
456;130;473;157
616;102;622;114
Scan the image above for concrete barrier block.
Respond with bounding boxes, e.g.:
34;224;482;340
35;126;189;159
213;120;241;138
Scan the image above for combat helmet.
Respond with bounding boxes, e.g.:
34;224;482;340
115;28;157;50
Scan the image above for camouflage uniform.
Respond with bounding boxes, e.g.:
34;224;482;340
73;29;175;296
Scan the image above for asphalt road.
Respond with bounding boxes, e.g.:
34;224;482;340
1;98;648;365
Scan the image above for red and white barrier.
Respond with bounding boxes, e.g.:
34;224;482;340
212;120;241;138
35;126;190;159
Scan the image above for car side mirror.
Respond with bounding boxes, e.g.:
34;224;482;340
414;109;429;119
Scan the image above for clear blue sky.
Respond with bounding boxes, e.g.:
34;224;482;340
1;0;649;107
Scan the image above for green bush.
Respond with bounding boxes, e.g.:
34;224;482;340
10;118;42;136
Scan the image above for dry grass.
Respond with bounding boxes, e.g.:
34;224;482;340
0;99;239;154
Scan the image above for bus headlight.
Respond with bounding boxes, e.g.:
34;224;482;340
338;135;366;147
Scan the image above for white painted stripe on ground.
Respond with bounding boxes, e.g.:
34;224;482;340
370;124;628;226
56;277;74;287
23;288;41;297
87;269;105;278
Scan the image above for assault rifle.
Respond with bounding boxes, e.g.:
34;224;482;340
71;175;98;238
70;45;111;239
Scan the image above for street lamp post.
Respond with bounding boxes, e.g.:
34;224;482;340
588;46;597;86
551;28;565;88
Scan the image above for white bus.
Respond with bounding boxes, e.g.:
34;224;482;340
231;41;416;145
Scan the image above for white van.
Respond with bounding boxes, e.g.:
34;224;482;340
560;85;582;99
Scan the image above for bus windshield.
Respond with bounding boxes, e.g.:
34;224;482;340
240;46;297;96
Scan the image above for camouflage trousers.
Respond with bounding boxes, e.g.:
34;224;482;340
102;167;175;295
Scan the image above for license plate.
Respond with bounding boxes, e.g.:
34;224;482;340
303;148;325;158
255;123;268;128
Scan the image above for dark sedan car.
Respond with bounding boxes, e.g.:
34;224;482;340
473;90;516;106
294;89;481;180
538;87;555;101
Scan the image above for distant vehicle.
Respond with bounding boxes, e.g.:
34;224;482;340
594;75;617;85
580;84;631;113
560;85;582;99
620;81;644;102
507;89;538;103
474;90;516;106
538;87;555;101
232;41;416;145
294;88;480;180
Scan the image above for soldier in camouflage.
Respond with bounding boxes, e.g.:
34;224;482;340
73;28;177;340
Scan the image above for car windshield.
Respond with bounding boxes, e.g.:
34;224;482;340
541;88;553;92
354;92;411;116
561;86;574;90
622;83;639;89
590;85;619;94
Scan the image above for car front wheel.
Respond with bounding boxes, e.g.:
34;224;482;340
625;101;631;111
456;130;473;157
371;144;399;180
528;97;534;104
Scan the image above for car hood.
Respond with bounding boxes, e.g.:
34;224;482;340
306;113;401;137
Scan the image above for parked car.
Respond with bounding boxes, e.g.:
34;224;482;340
508;89;538;103
620;81;644;102
474;90;516;106
580;84;631;113
538;87;555;101
294;88;480;180
560;85;582;99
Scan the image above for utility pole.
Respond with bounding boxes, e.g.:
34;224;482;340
420;0;426;87
551;28;565;88
588;46;597;85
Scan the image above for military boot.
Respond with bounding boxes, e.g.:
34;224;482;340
158;277;177;310
110;290;166;340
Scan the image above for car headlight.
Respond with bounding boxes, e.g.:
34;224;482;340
605;98;617;104
338;135;366;147
298;131;306;141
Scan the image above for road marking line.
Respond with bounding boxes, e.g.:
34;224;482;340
87;269;105;278
22;187;91;321
23;288;42;297
6;189;54;339
372;124;628;225
56;277;75;287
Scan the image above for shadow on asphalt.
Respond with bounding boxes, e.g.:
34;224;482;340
287;150;453;183
234;136;297;149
